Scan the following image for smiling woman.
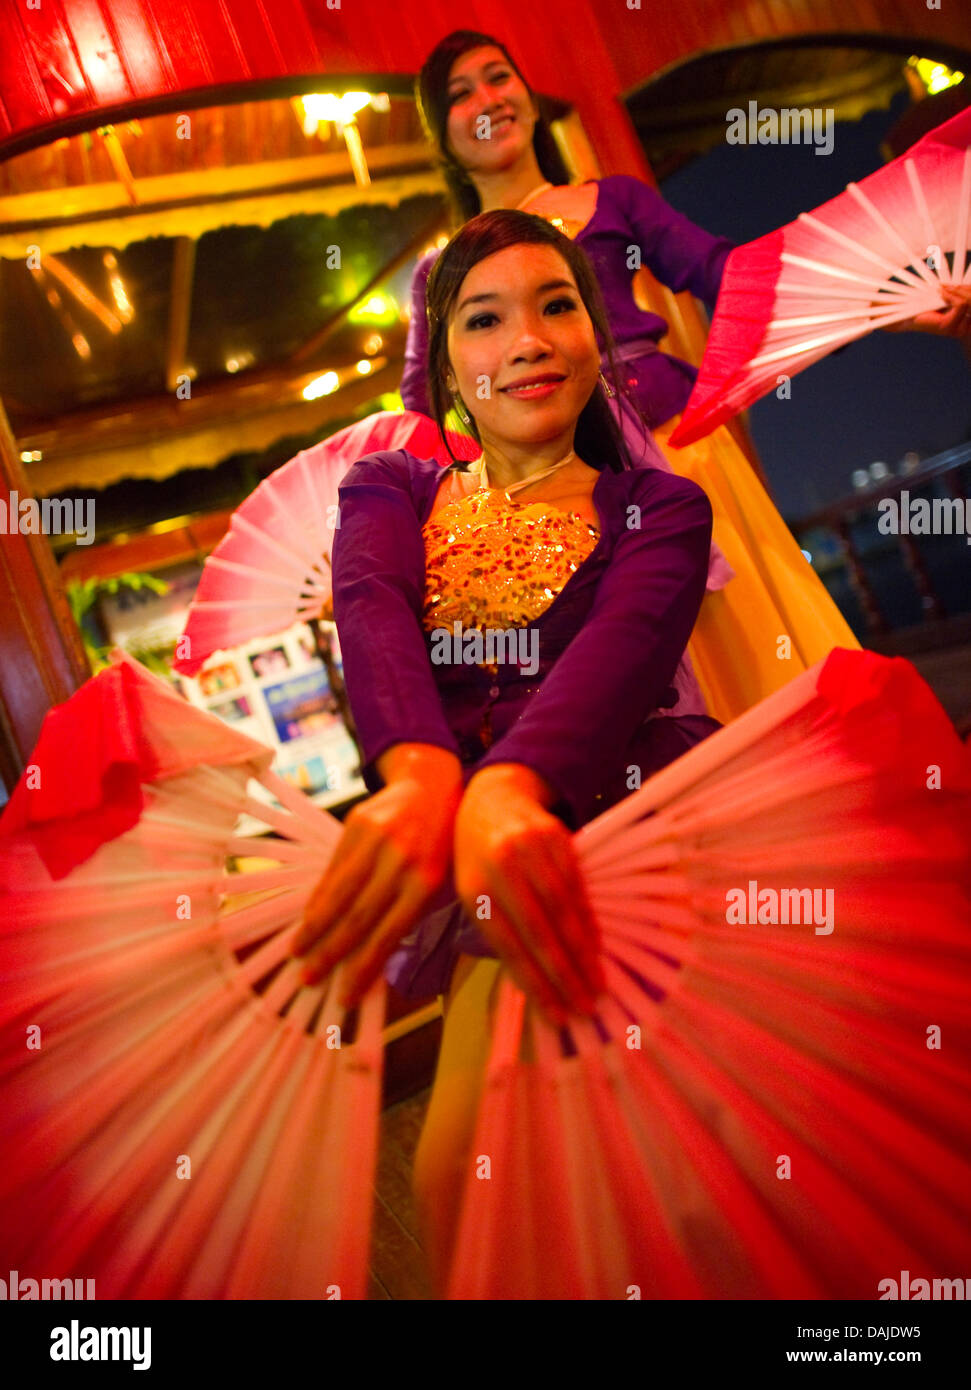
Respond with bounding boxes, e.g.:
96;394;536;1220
294;209;721;1284
403;28;865;730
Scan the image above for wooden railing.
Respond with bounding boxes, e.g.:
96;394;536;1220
791;443;971;639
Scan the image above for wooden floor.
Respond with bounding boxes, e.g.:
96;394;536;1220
367;1086;435;1300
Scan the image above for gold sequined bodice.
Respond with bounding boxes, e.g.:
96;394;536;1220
421;485;600;632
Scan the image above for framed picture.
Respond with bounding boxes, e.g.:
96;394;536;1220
199;662;241;697
262;669;339;744
208;695;253;723
248;646;290;680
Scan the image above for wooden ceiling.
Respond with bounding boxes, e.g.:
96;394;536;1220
0;92;448;500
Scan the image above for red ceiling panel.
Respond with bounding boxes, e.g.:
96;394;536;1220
57;0;135;106
1;0;969;165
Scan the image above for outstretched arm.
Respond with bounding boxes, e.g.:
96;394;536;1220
475;469;713;827
328;450;460;785
608;173;734;313
295;451;463;999
452;469;713;1019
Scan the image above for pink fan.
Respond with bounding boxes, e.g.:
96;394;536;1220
447;649;971;1299
0;652;384;1300
174;410;480;676
671;108;971;445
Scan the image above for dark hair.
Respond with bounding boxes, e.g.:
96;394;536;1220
416;29;571;225
425;209;636;473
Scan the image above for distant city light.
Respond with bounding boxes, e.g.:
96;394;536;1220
851;469;871;491
868;462;890;482
356;360;372;374
363;334;383;356
800;549;813;563
303;372;340;400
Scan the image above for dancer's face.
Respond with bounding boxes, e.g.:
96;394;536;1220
445;243;600;452
445;45;538;175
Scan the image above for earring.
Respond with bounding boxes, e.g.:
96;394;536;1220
599;370;616;399
453;394;471;425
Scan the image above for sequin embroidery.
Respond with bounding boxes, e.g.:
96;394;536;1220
421;483;600;749
422;487;600;632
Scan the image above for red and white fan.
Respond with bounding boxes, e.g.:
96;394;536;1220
447;648;971;1299
671;107;971;445
4;650;969;1300
174;410;479;676
0;652;384;1300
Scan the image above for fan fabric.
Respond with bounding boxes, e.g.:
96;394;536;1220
446;648;971;1299
174;410;480;675
3;650;968;1300
0;652;384;1300
671;108;971;445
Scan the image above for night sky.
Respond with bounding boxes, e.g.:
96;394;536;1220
659;89;971;522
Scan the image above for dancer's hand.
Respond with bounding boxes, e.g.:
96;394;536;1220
453;763;606;1025
884;285;971;338
293;744;463;1004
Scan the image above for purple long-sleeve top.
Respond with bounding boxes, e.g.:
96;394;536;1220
331;448;717;834
400;175;734;430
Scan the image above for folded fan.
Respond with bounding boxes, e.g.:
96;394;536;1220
447;649;971;1299
0;652;384;1300
175;410;480;675
670;108;971;445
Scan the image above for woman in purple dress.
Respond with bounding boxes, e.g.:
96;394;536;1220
401;29;863;727
402;33;734;440
295;210;717;1281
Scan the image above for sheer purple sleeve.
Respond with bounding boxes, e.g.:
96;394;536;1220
475;469;712;827
608;174;733;311
331;451;460;791
399;249;440;415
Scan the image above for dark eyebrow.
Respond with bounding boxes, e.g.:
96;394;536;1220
455;279;576;315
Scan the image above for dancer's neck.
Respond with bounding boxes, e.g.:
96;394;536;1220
476;434;580;492
474;151;551;213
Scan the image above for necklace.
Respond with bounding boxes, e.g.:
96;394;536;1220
514;180;553;211
470;450;576;503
